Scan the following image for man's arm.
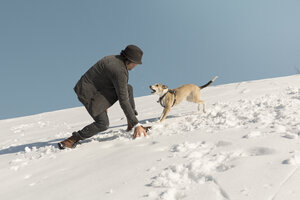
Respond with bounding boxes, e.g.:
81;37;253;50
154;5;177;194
111;70;139;127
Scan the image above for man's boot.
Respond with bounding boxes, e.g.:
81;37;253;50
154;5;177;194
58;134;80;149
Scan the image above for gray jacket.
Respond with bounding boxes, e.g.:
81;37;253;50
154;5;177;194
74;55;138;126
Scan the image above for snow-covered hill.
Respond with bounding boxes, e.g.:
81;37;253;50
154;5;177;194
1;75;300;200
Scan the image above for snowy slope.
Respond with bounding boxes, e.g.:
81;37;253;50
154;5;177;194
1;75;300;200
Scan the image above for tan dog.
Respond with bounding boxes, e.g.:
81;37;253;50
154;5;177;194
150;76;218;122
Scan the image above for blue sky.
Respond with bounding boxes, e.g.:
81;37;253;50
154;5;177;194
1;0;300;120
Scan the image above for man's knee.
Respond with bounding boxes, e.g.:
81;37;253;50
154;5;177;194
93;112;109;132
75;121;108;140
94;121;109;132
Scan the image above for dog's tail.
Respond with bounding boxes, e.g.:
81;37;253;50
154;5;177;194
199;76;218;89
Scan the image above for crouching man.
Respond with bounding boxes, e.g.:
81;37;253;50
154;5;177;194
58;45;148;149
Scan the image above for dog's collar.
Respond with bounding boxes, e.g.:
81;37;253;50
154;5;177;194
157;89;177;108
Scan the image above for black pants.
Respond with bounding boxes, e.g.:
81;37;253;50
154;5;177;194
73;84;136;140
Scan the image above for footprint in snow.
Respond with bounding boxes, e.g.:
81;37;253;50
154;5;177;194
247;147;276;156
282;151;300;165
216;140;232;147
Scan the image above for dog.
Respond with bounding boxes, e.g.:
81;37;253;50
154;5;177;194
150;76;218;122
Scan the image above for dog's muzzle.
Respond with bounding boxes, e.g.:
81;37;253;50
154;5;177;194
149;86;156;94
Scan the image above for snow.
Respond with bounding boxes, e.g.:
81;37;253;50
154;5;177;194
1;75;300;200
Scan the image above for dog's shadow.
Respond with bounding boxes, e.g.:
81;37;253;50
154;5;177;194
108;116;161;129
138;115;179;124
109;115;180;130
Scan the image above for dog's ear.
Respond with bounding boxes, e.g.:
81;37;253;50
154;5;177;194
162;85;168;89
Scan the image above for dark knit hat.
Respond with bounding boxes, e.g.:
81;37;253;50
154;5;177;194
121;45;143;64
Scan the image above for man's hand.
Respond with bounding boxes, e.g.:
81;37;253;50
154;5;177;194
133;126;147;139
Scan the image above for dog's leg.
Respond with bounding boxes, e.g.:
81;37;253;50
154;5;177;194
196;100;206;113
159;106;171;122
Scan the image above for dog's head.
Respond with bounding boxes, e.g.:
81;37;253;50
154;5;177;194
149;84;168;96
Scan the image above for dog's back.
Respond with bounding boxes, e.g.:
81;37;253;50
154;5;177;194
174;84;200;104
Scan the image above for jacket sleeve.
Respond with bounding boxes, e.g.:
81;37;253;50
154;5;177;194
111;69;139;127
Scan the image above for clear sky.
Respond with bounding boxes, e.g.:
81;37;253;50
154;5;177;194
1;0;300;120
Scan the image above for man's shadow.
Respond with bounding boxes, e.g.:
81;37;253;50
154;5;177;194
0;115;179;156
0;138;63;156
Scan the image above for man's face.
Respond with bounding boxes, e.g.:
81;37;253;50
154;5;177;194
126;62;138;71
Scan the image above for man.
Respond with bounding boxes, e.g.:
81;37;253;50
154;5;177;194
58;45;148;149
